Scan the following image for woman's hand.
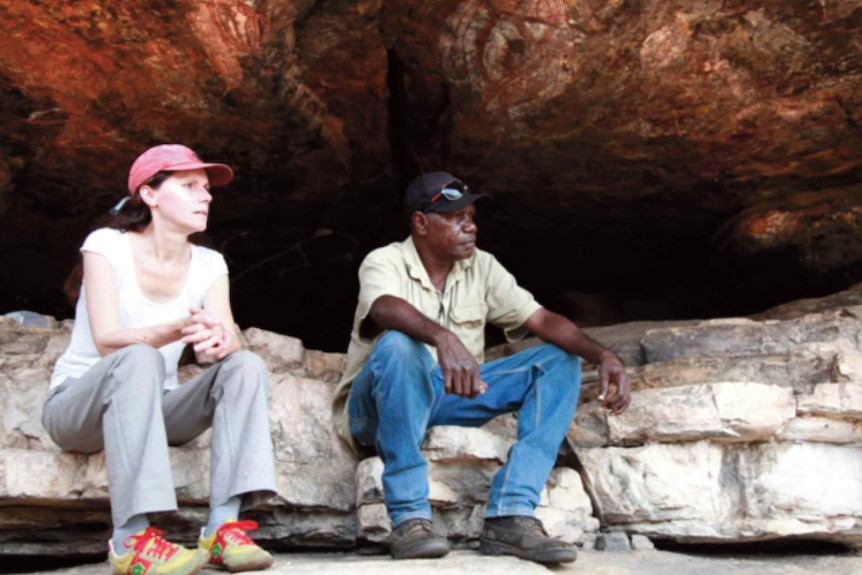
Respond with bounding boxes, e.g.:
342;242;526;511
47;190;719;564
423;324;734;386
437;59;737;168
181;306;232;362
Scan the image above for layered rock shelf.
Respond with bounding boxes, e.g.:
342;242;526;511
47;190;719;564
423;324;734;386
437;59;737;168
2;286;862;562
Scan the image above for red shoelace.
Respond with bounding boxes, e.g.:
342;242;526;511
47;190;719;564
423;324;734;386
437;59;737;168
215;520;259;546
124;527;180;562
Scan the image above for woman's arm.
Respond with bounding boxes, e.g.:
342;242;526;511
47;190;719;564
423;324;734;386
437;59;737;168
84;251;191;356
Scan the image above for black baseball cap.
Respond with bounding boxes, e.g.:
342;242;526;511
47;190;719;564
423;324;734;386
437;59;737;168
404;171;489;213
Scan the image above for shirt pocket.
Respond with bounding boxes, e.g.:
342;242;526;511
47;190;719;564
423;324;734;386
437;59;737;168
449;303;488;328
448;303;489;358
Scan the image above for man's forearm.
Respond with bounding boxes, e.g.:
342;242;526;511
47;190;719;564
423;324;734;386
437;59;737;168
367;295;449;345
525;308;617;365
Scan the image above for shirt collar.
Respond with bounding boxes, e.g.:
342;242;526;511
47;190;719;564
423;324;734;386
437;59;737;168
402;236;474;292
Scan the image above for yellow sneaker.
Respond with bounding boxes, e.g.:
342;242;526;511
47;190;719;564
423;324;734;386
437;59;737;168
198;519;273;572
109;527;207;575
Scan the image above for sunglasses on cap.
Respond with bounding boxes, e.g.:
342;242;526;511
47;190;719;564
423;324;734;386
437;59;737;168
422;180;469;211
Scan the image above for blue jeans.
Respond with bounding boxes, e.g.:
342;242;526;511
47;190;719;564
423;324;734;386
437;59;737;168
348;331;581;527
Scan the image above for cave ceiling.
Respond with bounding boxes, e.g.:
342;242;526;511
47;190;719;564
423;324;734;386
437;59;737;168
1;0;862;350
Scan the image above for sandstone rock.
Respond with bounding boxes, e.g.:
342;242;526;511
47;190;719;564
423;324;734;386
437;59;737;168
356;457;385;504
607;382;796;445
754;282;862;321
594;531;631;552
630;534;655;551
538;468;599;543
268;373;357;511
578;441;731;528
797;382;862;419
629;353;833;392
775;416;862;444
4;293;862;559
641;313;862;363
242;328;306;374
567;307;862;547
422;424;513;463
577;441;862;544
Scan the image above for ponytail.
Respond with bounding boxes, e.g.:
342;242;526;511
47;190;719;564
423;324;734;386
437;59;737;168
62;171;173;305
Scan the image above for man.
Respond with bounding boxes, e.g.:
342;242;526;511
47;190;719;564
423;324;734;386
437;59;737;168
332;172;631;564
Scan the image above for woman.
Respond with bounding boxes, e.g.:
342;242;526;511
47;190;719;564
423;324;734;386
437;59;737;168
43;144;277;575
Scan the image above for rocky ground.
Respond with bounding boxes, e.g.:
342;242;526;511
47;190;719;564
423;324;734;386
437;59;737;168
9;548;861;575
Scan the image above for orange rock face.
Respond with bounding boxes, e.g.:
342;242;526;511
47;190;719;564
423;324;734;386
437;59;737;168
1;1;862;346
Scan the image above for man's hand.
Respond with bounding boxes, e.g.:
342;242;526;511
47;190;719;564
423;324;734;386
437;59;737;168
597;351;631;416
368;295;488;399
434;331;487;399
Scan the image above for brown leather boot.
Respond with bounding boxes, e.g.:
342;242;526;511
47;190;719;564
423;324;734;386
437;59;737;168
479;516;577;564
388;519;450;560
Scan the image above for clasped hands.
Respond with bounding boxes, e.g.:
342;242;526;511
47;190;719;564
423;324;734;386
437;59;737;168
180;306;231;361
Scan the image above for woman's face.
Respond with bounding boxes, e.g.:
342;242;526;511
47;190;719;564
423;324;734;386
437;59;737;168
146;169;212;233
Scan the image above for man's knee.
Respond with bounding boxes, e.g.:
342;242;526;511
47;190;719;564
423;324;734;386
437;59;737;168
559;348;581;377
372;330;426;361
537;344;580;373
535;345;581;403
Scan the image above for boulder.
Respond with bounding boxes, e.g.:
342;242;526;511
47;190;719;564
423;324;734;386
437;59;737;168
569;303;862;547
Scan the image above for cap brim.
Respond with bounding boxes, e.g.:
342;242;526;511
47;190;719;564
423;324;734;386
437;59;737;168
425;192;489;213
164;161;234;187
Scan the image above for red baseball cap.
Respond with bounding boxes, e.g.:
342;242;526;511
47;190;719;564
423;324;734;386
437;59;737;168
127;144;234;194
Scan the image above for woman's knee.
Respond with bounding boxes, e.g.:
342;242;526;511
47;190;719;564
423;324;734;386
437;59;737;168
115;343;162;364
222;349;267;370
111;344;165;388
217;350;269;392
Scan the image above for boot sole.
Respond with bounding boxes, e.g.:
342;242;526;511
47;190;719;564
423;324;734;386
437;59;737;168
390;540;451;560
479;538;578;564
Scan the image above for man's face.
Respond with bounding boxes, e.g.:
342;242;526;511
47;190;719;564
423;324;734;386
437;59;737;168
424;204;478;261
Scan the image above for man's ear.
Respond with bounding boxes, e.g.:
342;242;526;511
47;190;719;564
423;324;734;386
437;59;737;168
411;211;428;236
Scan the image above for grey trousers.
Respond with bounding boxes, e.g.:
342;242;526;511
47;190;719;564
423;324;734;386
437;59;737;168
42;344;278;528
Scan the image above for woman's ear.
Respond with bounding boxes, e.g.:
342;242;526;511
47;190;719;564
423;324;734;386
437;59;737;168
138;185;158;207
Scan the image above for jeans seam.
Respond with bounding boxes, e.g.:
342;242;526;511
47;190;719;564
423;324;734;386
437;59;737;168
533;363;544;429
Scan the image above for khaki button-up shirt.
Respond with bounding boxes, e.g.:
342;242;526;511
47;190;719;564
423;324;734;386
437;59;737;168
332;236;542;451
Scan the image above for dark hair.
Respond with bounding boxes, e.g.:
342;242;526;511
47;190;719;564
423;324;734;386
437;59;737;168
108;171;175;232
63;171;174;305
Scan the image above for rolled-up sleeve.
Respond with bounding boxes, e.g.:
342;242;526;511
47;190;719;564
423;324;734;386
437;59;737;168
484;254;542;342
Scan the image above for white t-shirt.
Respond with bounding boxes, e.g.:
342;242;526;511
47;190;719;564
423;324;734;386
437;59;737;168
50;228;229;390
